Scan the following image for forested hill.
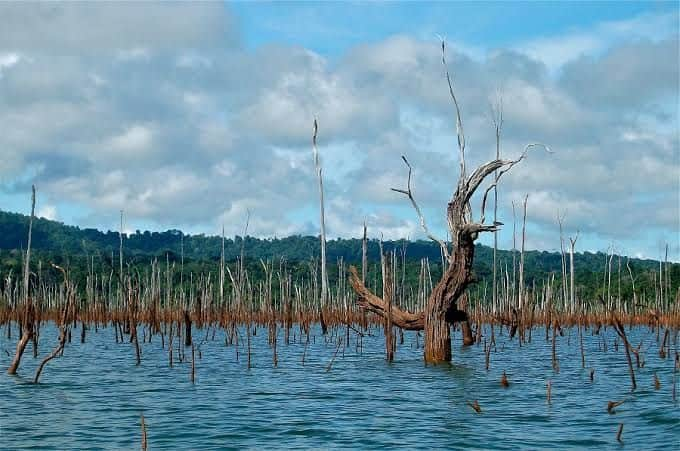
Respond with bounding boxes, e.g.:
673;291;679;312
1;209;677;300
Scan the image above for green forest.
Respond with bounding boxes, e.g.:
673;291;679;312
0;209;677;304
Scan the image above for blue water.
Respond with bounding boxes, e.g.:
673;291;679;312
0;323;678;450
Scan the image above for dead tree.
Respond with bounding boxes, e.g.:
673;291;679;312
34;264;73;384
7;185;36;375
349;41;549;363
312;119;329;334
569;231;579;314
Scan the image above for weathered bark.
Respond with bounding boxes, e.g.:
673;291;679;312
7;311;33;375
424;306;451;362
349;267;423;330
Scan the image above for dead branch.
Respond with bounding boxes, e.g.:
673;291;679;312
391;156;450;260
34;264;72;384
349;266;424;330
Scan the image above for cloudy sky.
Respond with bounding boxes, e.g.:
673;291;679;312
0;2;677;260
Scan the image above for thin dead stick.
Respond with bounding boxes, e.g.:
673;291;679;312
391;156;450;260
312;119;329;334
466;400;481;413
141;414;148;451
325;339;342;372
301;334;309;366
191;344;195;383
599;295;636;390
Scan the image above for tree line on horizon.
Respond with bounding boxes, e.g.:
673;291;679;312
0;209;677;304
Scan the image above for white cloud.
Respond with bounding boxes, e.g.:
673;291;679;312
37;204;57;221
0;3;238;53
0;6;677;259
516;11;677;70
107;124;154;154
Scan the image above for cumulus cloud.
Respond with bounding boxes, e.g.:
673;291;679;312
37;204;57;221
0;4;677;259
0;2;238;53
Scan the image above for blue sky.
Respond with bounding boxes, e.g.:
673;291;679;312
0;1;678;260
231;1;667;52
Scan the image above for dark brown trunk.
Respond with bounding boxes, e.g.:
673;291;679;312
461;320;474;346
184;310;192;346
7;331;32;375
7;302;34;375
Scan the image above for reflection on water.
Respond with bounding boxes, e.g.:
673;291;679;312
0;324;678;449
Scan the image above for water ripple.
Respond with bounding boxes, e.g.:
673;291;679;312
1;324;678;449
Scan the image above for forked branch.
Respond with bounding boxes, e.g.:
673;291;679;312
391;155;450;260
465;143;551;205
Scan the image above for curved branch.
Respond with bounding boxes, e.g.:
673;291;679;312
465;143;552;204
480;182;502;224
392;155;450;260
349;266;424;330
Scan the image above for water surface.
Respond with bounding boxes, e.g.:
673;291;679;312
1;323;678;449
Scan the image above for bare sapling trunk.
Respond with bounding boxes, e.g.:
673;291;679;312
382;251;395;362
491;94;503;315
599;296;636;390
361;221;368;330
312;119;328;334
569;233;579;315
8;185;36;375
348;41;550;363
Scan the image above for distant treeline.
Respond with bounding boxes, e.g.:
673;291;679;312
0;209;677;303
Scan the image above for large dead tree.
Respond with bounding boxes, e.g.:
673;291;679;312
349;41;549;363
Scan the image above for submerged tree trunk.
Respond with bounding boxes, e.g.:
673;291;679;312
424;307;451;362
184;310;192;347
7;312;33;375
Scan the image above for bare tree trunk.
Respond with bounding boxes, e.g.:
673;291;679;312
184;310;192;347
492;96;503;315
220;225;225;308
361;221;368;329
558;212;568;312
519;195;528;312
312;120;328;334
7;318;32;375
8;185;36;375
569;233;579;315
382;251;394;362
